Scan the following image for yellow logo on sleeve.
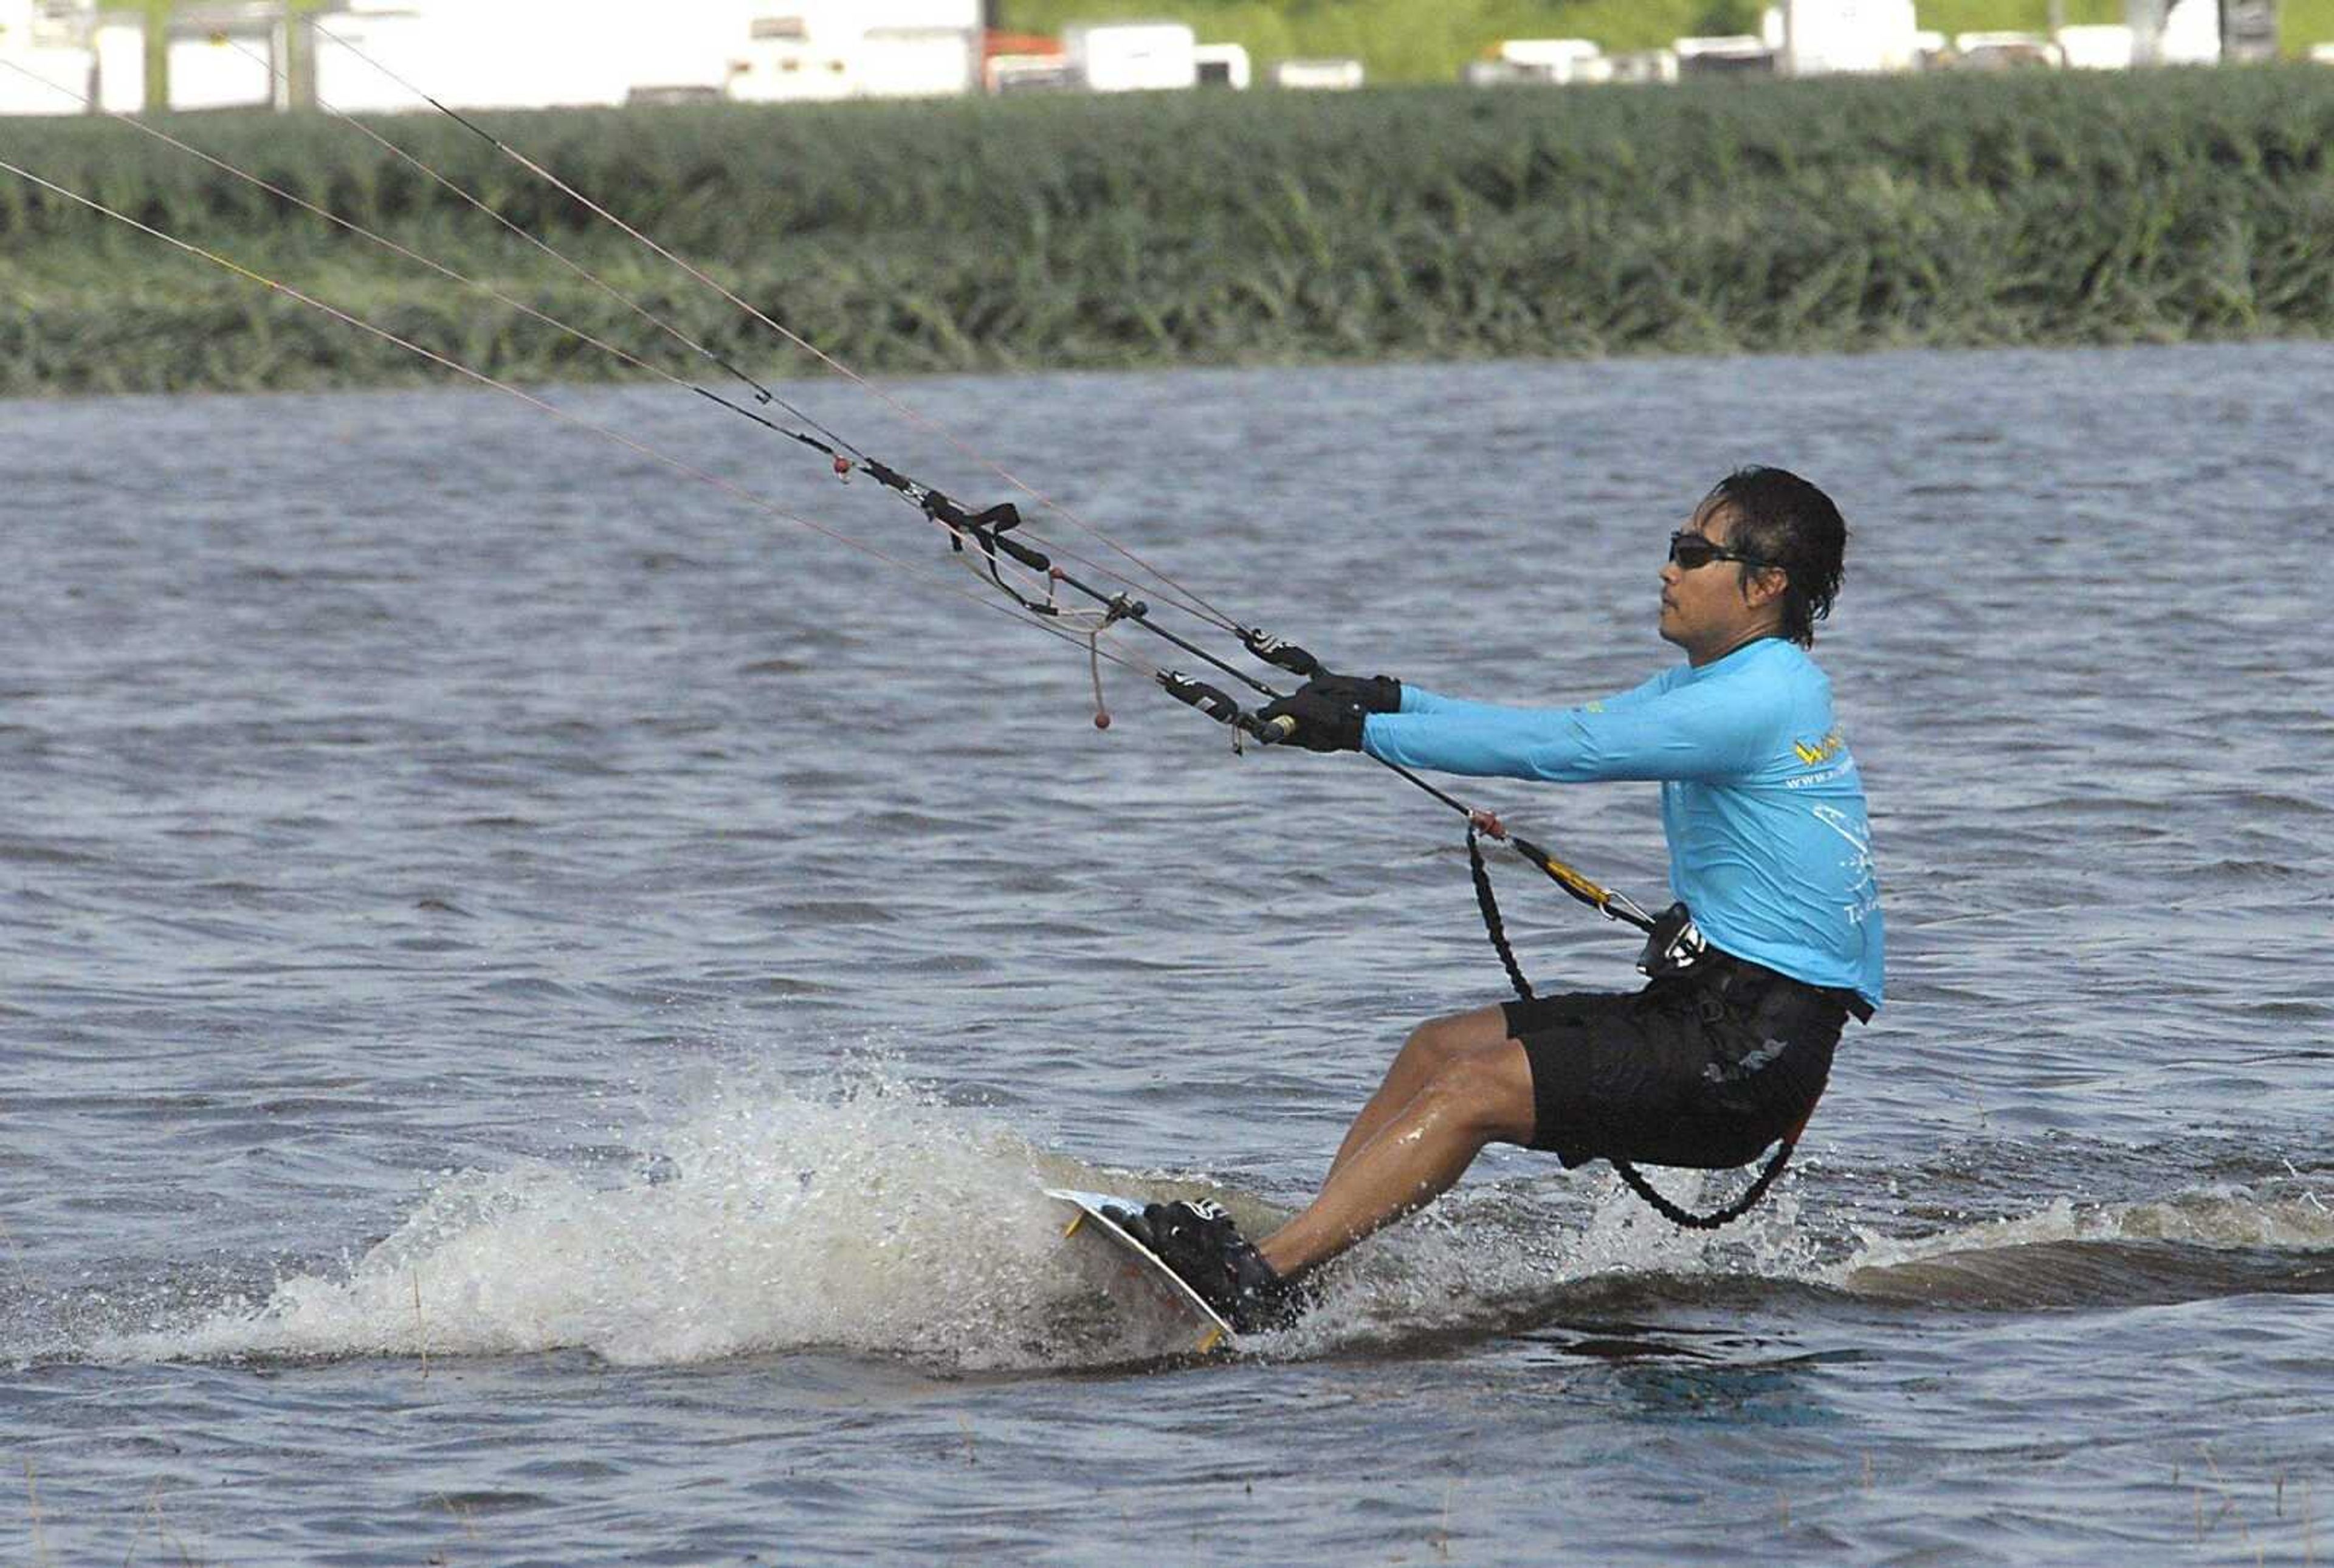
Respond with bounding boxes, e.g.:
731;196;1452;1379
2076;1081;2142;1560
1792;730;1846;766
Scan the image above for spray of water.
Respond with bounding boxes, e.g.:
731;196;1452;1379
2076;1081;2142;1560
108;1069;1142;1370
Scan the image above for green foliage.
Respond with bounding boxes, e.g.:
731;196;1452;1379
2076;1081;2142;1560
1691;1;1763;38
6;66;2334;394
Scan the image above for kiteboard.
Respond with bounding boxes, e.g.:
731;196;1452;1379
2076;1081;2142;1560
1046;1188;1236;1355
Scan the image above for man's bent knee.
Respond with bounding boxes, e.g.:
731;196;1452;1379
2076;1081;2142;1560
1420;1041;1538;1144
1403;1004;1514;1069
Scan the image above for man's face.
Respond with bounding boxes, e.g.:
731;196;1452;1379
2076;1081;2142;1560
1658;500;1775;662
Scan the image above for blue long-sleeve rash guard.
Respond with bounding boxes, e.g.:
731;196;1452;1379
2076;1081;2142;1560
1362;638;1884;1008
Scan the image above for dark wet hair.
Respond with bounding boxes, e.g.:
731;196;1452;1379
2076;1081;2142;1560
1699;465;1848;647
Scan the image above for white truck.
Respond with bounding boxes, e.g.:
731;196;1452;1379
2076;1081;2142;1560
1064;21;1197;93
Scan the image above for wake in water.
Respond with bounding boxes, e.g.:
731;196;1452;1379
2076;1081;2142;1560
1837;1188;2334;1308
58;1068;2334;1374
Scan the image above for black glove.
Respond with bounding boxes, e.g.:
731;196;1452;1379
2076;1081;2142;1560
1307;670;1403;714
1257;684;1366;752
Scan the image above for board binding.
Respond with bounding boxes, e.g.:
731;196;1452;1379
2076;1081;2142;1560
1046;1187;1236;1355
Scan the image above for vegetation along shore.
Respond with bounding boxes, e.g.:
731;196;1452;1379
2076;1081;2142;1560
4;64;2332;397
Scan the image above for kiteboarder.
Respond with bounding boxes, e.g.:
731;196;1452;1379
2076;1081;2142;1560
1123;466;1885;1332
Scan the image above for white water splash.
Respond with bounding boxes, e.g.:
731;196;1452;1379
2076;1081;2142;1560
108;1068;1171;1371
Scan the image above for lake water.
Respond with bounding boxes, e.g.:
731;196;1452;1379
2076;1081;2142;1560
4;341;2330;1566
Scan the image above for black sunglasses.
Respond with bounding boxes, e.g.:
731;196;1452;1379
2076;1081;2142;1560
1667;531;1772;572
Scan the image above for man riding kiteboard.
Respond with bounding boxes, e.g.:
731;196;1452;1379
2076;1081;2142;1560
1120;466;1885;1332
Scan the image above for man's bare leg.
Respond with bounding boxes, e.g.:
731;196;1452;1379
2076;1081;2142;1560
1324;1003;1514;1179
1260;1038;1537;1279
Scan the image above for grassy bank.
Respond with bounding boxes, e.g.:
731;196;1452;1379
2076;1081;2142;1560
4;66;2332;396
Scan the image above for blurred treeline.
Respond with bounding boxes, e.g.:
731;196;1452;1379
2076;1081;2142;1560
4;68;2331;394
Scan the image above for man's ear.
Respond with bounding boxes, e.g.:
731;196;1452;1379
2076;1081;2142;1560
1743;564;1789;610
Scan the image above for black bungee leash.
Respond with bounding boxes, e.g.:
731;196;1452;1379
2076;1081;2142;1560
1465;830;1809;1229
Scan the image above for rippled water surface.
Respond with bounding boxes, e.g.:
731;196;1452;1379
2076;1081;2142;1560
4;343;2331;1566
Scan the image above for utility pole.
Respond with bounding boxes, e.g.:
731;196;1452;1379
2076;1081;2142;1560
284;0;320;108
141;0;169;112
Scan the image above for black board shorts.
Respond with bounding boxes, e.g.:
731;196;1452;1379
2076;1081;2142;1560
1504;951;1852;1171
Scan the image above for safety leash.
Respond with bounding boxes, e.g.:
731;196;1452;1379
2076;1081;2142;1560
1464;828;1805;1229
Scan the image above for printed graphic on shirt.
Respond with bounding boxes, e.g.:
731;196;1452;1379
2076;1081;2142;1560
1812;803;1880;929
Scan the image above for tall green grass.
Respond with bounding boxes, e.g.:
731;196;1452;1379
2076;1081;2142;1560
5;66;2332;395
